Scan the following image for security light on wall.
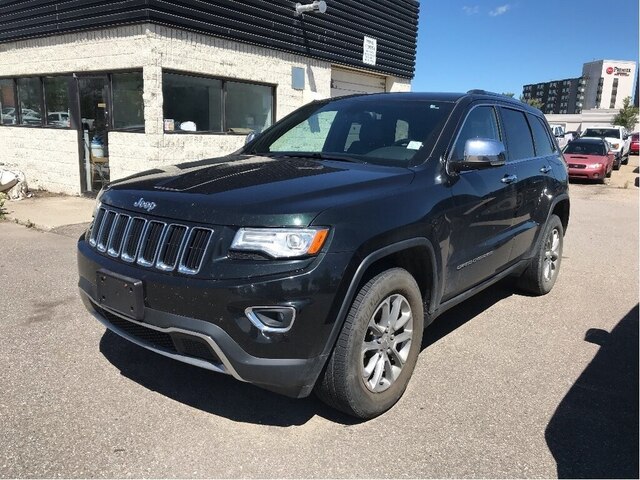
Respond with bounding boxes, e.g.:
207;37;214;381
295;1;327;16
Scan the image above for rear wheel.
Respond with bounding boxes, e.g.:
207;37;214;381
518;214;564;295
315;268;424;419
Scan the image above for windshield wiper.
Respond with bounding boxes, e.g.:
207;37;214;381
249;151;365;163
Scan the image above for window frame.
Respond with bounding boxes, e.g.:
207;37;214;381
526;113;557;156
446;103;504;163
498;106;537;162
0;69;145;132
162;69;276;135
0;78;19;125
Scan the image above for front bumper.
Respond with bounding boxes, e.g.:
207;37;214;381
78;239;354;398
568;165;606;180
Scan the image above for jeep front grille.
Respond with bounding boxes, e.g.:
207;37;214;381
88;207;212;274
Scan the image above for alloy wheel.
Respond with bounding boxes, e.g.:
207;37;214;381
361;294;413;393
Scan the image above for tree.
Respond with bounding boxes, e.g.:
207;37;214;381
612;97;639;130
501;92;515;98
519;95;543;110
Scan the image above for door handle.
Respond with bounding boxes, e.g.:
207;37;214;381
540;165;552;174
501;174;518;184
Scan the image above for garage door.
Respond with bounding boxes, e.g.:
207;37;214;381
331;68;386;97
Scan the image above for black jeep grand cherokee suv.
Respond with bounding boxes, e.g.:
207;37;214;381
78;91;569;419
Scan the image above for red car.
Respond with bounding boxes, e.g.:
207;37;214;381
563;138;614;183
630;132;639;156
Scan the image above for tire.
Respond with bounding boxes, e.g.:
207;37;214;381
613;159;620;171
622;153;629;165
517;214;564;296
606;166;612;178
315;268;424;419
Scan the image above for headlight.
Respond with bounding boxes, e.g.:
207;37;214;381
610;143;620;149
587;163;603;169
231;227;329;258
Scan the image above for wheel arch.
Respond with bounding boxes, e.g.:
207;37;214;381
318;238;439;363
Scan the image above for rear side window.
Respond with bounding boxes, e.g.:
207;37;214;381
501;108;535;161
450;106;501;161
527;114;555;156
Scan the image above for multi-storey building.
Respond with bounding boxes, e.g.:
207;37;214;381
522;60;637;115
522;77;586;115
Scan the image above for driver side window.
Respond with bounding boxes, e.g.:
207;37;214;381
451;106;501;161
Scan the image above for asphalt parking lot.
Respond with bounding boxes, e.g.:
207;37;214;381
1;158;638;478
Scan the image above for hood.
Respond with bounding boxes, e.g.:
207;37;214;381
564;153;607;165
582;136;621;148
100;155;415;227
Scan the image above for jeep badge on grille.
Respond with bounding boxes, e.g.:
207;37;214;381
133;197;157;212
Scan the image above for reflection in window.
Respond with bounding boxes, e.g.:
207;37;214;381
44;77;71;128
225;81;273;133
163;73;222;132
501;108;535;161
270;111;337;152
0;79;17;125
451;106;501;161
17;77;43;125
112;72;144;130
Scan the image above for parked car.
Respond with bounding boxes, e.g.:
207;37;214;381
47;111;70;127
550;124;568;149
1;107;16;124
581;126;631;164
630;132;639;156
563;138;614;183
78;91;570;419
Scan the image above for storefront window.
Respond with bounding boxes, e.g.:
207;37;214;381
17;77;43;126
112;72;144;130
225;81;273;133
43;76;71;128
0;79;17;125
163;73;222;132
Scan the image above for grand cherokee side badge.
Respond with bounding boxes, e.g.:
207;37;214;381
133;197;157;212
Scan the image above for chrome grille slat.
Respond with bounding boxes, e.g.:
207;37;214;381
88;207;106;247
96;211;117;252
88;207;212;276
107;214;131;257
137;221;166;267
178;228;213;275
121;217;147;263
156;225;188;271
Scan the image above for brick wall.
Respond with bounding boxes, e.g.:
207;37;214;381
0;24;410;194
0;127;79;194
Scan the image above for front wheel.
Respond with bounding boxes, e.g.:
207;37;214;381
315;268;424;419
517;214;564;295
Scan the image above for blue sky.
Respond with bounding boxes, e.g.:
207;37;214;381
412;0;639;96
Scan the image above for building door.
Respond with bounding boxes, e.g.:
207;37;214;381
330;67;386;98
78;76;110;193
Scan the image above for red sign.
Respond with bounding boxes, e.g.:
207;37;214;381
606;67;614;74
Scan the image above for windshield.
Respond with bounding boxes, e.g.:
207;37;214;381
250;97;455;167
564;142;605;156
582;128;621;139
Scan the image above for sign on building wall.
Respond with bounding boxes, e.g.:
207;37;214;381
362;36;377;66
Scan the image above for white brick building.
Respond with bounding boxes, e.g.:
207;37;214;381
0;1;418;194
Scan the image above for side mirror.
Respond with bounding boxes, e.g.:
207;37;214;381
450;138;506;172
245;131;257;145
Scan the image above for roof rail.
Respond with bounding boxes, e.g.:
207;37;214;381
466;89;512;98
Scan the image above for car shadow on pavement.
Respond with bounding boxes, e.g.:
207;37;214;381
99;330;361;427
545;304;639;479
421;278;514;350
98;277;517;427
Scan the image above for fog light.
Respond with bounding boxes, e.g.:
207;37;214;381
245;306;296;333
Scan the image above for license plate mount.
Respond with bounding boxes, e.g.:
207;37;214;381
96;269;144;320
